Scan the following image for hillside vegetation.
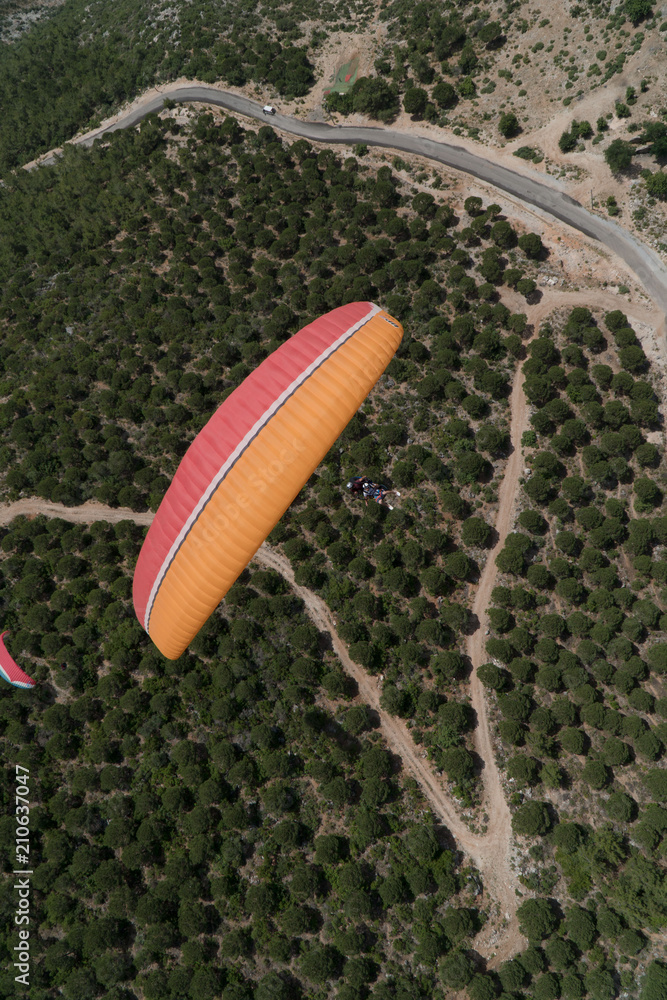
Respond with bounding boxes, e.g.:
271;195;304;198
0;105;666;998
2;0;667;178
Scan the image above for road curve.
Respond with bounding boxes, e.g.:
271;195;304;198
37;83;667;319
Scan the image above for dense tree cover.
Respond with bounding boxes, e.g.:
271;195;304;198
0;0;319;170
625;0;654;26
326;77;401;121
483;303;667;991
0;104;665;999
0;514;476;998
641;961;667;999
604;138;635;174
498;112;520;138
0;107;565;997
0;110;540;787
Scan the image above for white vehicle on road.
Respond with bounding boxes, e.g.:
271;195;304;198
262;105;276;115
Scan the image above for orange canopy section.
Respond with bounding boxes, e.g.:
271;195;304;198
133;302;403;659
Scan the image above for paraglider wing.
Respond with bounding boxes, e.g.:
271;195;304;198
0;632;35;689
133;302;403;659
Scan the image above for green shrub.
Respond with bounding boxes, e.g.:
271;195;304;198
582;760;610;789
512;801;552;836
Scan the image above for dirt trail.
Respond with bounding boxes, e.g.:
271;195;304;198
3;285;662;960
0;490;524;960
255;544;482;847
259;540;527;961
462;347;532;960
0;498;154;527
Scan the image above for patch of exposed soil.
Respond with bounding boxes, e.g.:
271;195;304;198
0;0;64;42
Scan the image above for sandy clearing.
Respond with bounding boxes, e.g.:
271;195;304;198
507;285;667;355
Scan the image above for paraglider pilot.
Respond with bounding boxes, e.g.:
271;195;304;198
346;476;398;508
347;476;371;497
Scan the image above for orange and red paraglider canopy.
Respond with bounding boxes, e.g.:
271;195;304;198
133;302;403;659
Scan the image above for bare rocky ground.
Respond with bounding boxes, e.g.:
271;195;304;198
0;0;64;42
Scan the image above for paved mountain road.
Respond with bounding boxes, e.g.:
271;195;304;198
35;83;667;319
